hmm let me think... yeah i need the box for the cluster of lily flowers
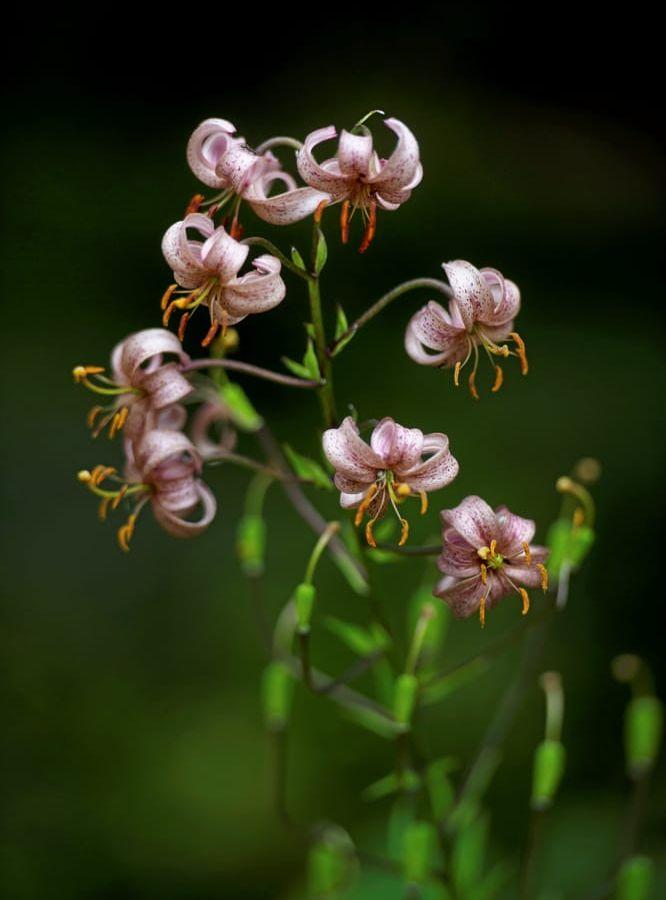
[74,111,545,625]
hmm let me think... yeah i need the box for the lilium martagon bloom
[186,117,329,230]
[323,417,459,546]
[434,495,549,627]
[405,260,528,397]
[78,429,217,551]
[161,215,286,346]
[73,328,192,440]
[296,115,422,252]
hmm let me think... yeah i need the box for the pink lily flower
[434,495,549,626]
[296,117,422,251]
[405,260,528,397]
[73,328,192,440]
[78,429,216,550]
[161,214,286,345]
[186,118,329,228]
[323,416,458,546]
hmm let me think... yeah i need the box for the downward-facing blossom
[297,117,422,251]
[78,429,216,550]
[405,261,528,397]
[323,417,458,546]
[187,118,328,227]
[435,495,549,626]
[73,329,192,440]
[161,214,286,345]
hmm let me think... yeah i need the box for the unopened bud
[616,855,654,900]
[262,662,293,732]
[531,739,566,810]
[393,674,419,728]
[625,695,663,779]
[295,582,317,634]
[402,820,436,884]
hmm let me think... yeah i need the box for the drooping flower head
[78,429,216,550]
[405,261,528,397]
[73,329,192,440]
[297,115,422,252]
[435,495,549,627]
[323,417,458,546]
[161,215,286,346]
[186,118,329,230]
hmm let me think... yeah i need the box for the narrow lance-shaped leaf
[283,444,333,490]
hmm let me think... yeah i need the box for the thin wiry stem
[241,236,312,281]
[182,358,322,389]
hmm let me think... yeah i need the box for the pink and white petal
[374,192,404,212]
[409,302,465,351]
[156,474,200,512]
[405,324,458,367]
[438,529,479,577]
[200,227,249,282]
[322,417,382,480]
[333,472,371,494]
[340,490,366,510]
[443,260,494,328]
[153,481,217,538]
[190,402,236,459]
[222,255,286,317]
[296,126,354,197]
[400,433,458,492]
[441,495,497,548]
[337,129,373,176]
[502,563,545,590]
[371,418,424,469]
[161,222,202,281]
[370,118,421,193]
[138,363,193,410]
[187,118,237,188]
[119,328,189,381]
[495,505,536,556]
[247,181,330,225]
[136,429,201,479]
[156,404,188,432]
[434,574,486,618]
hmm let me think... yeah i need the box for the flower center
[354,470,428,548]
[477,539,504,570]
[161,277,223,347]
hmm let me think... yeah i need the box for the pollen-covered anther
[340,200,351,244]
[398,518,410,546]
[111,484,129,510]
[77,469,92,483]
[86,406,104,429]
[419,491,428,515]
[510,332,528,375]
[98,497,111,521]
[477,545,490,561]
[314,199,328,224]
[160,283,178,311]
[522,541,532,565]
[468,370,479,400]
[537,563,548,592]
[117,513,138,553]
[492,365,504,393]
[519,587,530,616]
[73,365,105,383]
[358,201,377,254]
[184,193,205,216]
[201,320,220,348]
[354,483,379,527]
[479,592,487,628]
[489,539,498,556]
[108,407,129,439]
[394,482,412,499]
[480,563,488,585]
[176,312,189,342]
[453,361,462,387]
[364,517,378,548]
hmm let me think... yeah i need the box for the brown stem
[182,357,322,389]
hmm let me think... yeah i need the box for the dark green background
[2,7,664,897]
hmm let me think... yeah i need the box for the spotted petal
[441,495,497,549]
[370,418,424,469]
[153,482,217,538]
[323,416,382,481]
[370,118,421,194]
[222,255,286,320]
[187,118,237,188]
[245,171,330,225]
[434,574,486,618]
[297,126,355,198]
[443,260,495,329]
[399,433,459,492]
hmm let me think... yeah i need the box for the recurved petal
[200,226,249,282]
[481,269,521,324]
[190,402,236,459]
[405,322,458,367]
[187,118,237,188]
[337,129,373,176]
[223,254,286,318]
[443,260,495,329]
[322,416,382,480]
[153,481,217,538]
[441,495,497,549]
[333,472,372,494]
[409,302,464,351]
[434,574,486,618]
[246,172,330,225]
[138,362,193,410]
[297,126,354,197]
[437,529,479,577]
[118,328,189,381]
[370,418,424,469]
[495,505,536,555]
[340,490,367,510]
[370,118,421,193]
[162,214,214,281]
[399,433,459,492]
[136,429,201,479]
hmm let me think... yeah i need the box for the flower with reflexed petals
[186,118,329,229]
[161,215,286,346]
[78,430,216,550]
[297,116,422,252]
[405,260,528,397]
[434,495,549,627]
[323,417,458,546]
[73,329,192,440]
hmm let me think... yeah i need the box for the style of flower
[73,329,192,440]
[296,117,422,252]
[434,495,549,626]
[323,417,458,546]
[405,260,528,397]
[186,118,329,229]
[78,429,216,550]
[161,215,286,345]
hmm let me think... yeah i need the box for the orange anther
[184,193,205,216]
[491,364,504,393]
[510,332,529,375]
[453,361,462,387]
[160,283,178,311]
[519,588,530,616]
[340,200,351,244]
[468,370,479,400]
[178,312,190,343]
[358,201,377,254]
[201,320,220,348]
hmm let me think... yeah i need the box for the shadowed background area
[1,5,664,898]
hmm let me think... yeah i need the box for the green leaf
[421,657,490,706]
[295,582,317,634]
[403,820,437,885]
[281,355,312,379]
[426,758,457,821]
[315,228,328,273]
[451,814,489,896]
[546,518,595,577]
[235,514,266,577]
[409,586,450,668]
[219,382,262,432]
[531,739,566,810]
[290,245,306,270]
[325,616,384,656]
[308,825,357,896]
[302,338,321,380]
[342,704,401,739]
[393,674,419,728]
[616,856,654,900]
[334,304,349,339]
[283,444,333,490]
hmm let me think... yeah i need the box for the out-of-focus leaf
[283,444,333,490]
[362,769,420,803]
[235,513,266,577]
[325,616,388,656]
[393,673,419,728]
[426,758,457,821]
[546,518,595,577]
[308,824,357,897]
[616,855,654,900]
[282,355,312,379]
[262,662,294,732]
[625,695,663,778]
[403,820,437,884]
[295,582,317,633]
[219,382,263,431]
[302,338,321,380]
[342,704,401,740]
[451,813,489,896]
[409,586,449,669]
[422,657,490,705]
[531,739,566,810]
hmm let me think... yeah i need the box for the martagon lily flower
[186,117,329,229]
[73,328,192,439]
[161,214,286,345]
[297,116,422,252]
[405,260,528,397]
[435,495,549,627]
[78,429,216,550]
[323,417,458,546]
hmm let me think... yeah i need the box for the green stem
[241,236,312,282]
[327,277,452,356]
[304,521,341,584]
[307,274,337,426]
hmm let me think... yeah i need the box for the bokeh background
[2,6,664,898]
